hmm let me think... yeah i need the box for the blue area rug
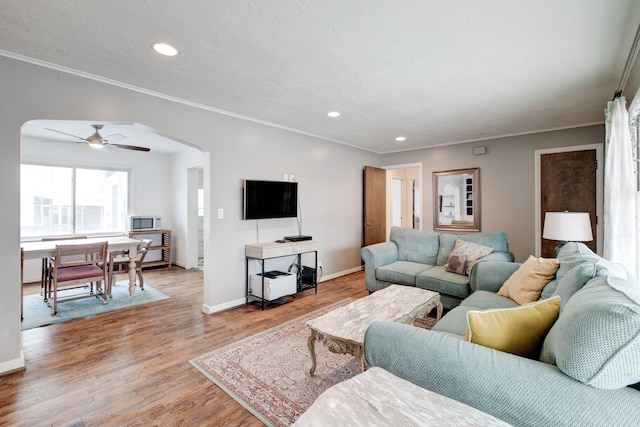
[21,281,170,330]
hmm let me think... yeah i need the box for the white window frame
[20,162,130,239]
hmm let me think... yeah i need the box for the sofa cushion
[436,233,459,266]
[555,242,602,279]
[432,292,518,337]
[497,256,559,304]
[540,275,640,389]
[459,232,509,253]
[389,227,440,265]
[556,242,629,281]
[539,279,559,300]
[464,296,561,359]
[416,266,470,298]
[444,239,493,275]
[376,261,430,286]
[460,290,520,310]
[431,305,475,336]
[552,262,597,310]
[594,258,629,280]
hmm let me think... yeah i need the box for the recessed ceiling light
[152,42,179,56]
[395,136,406,142]
[327,111,341,118]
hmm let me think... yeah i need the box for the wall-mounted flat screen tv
[243,180,298,220]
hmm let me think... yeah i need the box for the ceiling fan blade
[103,133,127,143]
[112,144,151,152]
[41,140,84,143]
[43,127,86,141]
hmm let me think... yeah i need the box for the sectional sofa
[361,226,514,308]
[362,242,640,425]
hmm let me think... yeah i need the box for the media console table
[245,240,319,310]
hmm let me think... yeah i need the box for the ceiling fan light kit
[43,124,150,152]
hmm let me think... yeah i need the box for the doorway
[363,163,422,246]
[386,164,422,237]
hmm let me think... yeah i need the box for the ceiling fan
[43,124,151,152]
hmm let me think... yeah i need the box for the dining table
[21,235,143,297]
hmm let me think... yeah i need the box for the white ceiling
[3,1,640,154]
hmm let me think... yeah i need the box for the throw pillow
[497,255,560,304]
[464,296,561,359]
[540,275,640,389]
[443,239,493,275]
[445,253,467,275]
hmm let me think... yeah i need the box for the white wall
[0,55,379,374]
[382,125,605,262]
[171,148,205,269]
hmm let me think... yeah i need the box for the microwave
[128,215,162,231]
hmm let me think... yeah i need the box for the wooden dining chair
[107,239,152,296]
[41,236,87,301]
[50,241,108,315]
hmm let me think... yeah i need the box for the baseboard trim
[201,266,363,315]
[201,297,246,315]
[0,352,26,376]
[319,265,363,282]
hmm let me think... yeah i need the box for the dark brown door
[540,150,597,257]
[363,166,387,246]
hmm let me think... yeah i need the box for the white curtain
[604,96,638,279]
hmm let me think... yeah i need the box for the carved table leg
[358,346,367,372]
[435,300,443,321]
[128,257,137,296]
[308,329,318,376]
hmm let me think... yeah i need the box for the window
[21,164,128,238]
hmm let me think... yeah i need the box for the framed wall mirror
[433,168,480,232]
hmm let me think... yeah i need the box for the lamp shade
[542,212,593,242]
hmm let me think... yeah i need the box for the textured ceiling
[2,0,640,154]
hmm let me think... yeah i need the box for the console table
[245,240,318,310]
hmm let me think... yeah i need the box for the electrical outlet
[318,261,322,268]
[289,174,295,182]
[283,173,289,181]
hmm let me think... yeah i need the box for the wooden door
[540,150,597,257]
[363,166,387,246]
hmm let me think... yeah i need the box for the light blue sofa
[361,226,514,309]
[363,243,640,426]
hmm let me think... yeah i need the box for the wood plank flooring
[1,267,368,427]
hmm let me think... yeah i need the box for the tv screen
[244,180,298,220]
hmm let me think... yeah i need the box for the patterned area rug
[21,281,170,330]
[190,299,437,427]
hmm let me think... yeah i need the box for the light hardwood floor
[1,267,368,427]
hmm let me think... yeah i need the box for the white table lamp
[543,212,593,255]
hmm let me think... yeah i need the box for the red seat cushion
[56,265,104,282]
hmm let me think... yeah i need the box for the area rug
[190,300,438,427]
[21,281,170,330]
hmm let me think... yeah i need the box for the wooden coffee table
[306,285,442,375]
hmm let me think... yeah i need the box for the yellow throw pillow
[464,296,561,359]
[497,255,560,304]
